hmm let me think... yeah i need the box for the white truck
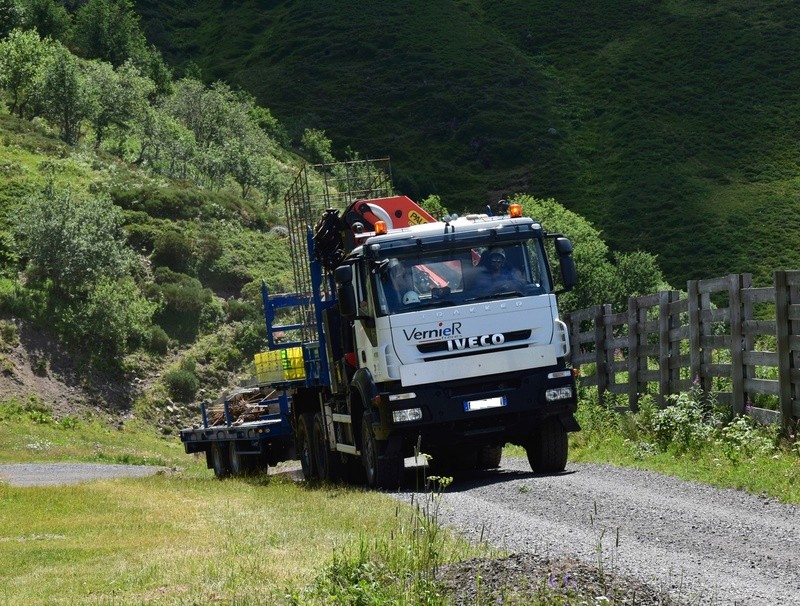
[260,158,579,488]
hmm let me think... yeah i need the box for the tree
[301,128,335,164]
[0,27,48,117]
[513,194,669,312]
[165,79,279,194]
[21,0,70,40]
[613,250,669,302]
[70,0,147,67]
[15,183,136,296]
[419,194,449,221]
[0,0,24,39]
[85,59,153,148]
[36,41,90,143]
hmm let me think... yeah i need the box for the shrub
[148,325,170,355]
[147,267,213,342]
[233,321,265,359]
[717,415,776,462]
[152,229,194,274]
[225,298,258,323]
[58,276,157,364]
[163,367,198,402]
[652,391,715,454]
[0,318,18,350]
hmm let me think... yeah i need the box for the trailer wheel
[361,411,404,489]
[526,418,568,473]
[296,412,316,481]
[210,442,231,479]
[228,441,249,476]
[476,445,503,470]
[312,412,342,482]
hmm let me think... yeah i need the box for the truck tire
[476,445,503,470]
[210,442,231,479]
[296,412,316,481]
[526,418,568,473]
[312,412,342,482]
[361,411,404,490]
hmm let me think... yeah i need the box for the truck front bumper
[375,364,578,445]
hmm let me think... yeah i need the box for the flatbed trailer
[179,387,295,477]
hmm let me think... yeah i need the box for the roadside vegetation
[565,383,800,504]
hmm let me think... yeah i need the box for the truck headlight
[545,386,573,402]
[392,408,423,423]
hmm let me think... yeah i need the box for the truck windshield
[375,241,552,315]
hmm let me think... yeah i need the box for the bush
[225,298,258,323]
[58,276,157,365]
[233,320,265,359]
[0,318,18,350]
[148,325,170,355]
[147,267,214,342]
[652,386,723,454]
[152,229,194,274]
[163,367,198,402]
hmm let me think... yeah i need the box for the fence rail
[564,271,800,432]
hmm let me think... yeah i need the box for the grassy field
[0,398,486,605]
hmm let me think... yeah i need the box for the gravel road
[0,462,165,486]
[397,457,800,605]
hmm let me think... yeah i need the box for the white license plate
[464,396,507,411]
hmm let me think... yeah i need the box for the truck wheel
[361,411,404,490]
[296,412,316,481]
[312,412,342,482]
[476,445,503,470]
[210,442,231,479]
[526,418,568,473]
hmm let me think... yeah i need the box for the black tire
[361,411,404,490]
[526,418,568,473]
[476,445,503,470]
[312,412,342,482]
[210,442,230,479]
[296,412,316,480]
[228,441,253,476]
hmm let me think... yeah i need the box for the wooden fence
[564,271,800,433]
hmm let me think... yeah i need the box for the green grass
[134,0,800,289]
[0,401,486,605]
[0,474,467,605]
[0,397,187,467]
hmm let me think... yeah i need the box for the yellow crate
[254,348,305,383]
[284,347,306,380]
[254,350,285,384]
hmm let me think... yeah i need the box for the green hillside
[135,0,800,287]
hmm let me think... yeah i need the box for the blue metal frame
[259,228,337,388]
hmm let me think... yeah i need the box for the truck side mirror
[334,265,357,319]
[555,237,577,291]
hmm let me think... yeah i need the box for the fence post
[688,280,701,386]
[627,296,640,411]
[594,304,608,401]
[729,274,747,415]
[775,270,794,435]
[658,291,676,406]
